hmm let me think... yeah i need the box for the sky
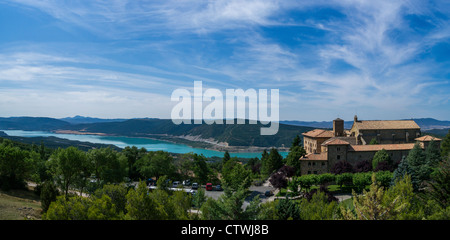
[0,0,449,121]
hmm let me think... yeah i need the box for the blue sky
[0,0,449,121]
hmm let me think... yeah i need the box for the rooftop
[352,120,420,130]
[322,137,357,146]
[302,129,334,138]
[415,135,442,141]
[300,152,327,161]
[348,143,418,152]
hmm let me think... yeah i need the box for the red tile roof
[300,152,327,161]
[352,120,420,130]
[415,135,442,141]
[302,129,334,138]
[349,143,417,152]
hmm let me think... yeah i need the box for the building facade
[299,116,441,175]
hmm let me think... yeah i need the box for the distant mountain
[0,117,70,131]
[281,118,450,131]
[60,115,128,124]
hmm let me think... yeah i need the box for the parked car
[206,183,213,191]
[183,180,191,186]
[191,182,199,190]
[265,190,273,197]
[172,181,180,188]
[215,185,222,191]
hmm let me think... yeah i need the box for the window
[337,147,340,151]
[337,155,340,160]
[322,162,325,166]
[308,171,311,174]
[313,171,318,174]
[313,162,316,166]
[308,162,311,166]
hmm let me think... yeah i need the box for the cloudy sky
[1,0,449,121]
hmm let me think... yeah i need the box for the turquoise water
[1,130,288,159]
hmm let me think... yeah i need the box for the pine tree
[285,136,306,176]
[406,143,431,191]
[441,129,450,158]
[425,140,442,168]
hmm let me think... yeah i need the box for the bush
[40,181,59,213]
[298,174,319,191]
[336,173,353,187]
[317,173,335,185]
[353,172,371,192]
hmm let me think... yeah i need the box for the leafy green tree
[425,140,442,168]
[285,146,306,176]
[335,172,353,188]
[405,143,431,191]
[261,148,283,176]
[0,143,31,190]
[424,157,450,209]
[257,201,279,220]
[441,129,450,158]
[43,195,90,220]
[87,194,121,220]
[88,148,128,186]
[341,174,413,220]
[200,186,260,220]
[369,138,378,145]
[47,147,87,198]
[93,183,128,215]
[192,188,207,209]
[135,151,176,182]
[191,154,210,184]
[40,180,59,213]
[222,162,252,191]
[299,191,338,220]
[372,149,392,170]
[122,146,146,180]
[352,172,371,192]
[297,174,318,192]
[125,181,168,220]
[276,197,301,220]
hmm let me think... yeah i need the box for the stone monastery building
[299,115,441,175]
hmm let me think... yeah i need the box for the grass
[0,187,42,220]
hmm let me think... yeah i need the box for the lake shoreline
[53,130,290,153]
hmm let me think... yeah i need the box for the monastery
[299,115,441,175]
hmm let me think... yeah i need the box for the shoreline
[53,130,290,153]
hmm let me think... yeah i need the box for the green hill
[60,118,315,148]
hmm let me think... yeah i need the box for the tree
[441,129,450,158]
[405,143,431,191]
[261,148,283,176]
[355,160,372,173]
[40,180,59,213]
[47,147,87,198]
[123,146,146,180]
[191,154,210,184]
[424,157,450,209]
[341,174,413,220]
[0,142,31,190]
[276,197,301,220]
[93,183,128,215]
[192,188,207,209]
[369,138,378,145]
[331,161,354,174]
[299,191,338,220]
[135,151,176,182]
[200,186,260,220]
[285,146,306,176]
[222,162,252,191]
[372,149,392,170]
[269,172,287,191]
[425,140,442,168]
[125,181,168,220]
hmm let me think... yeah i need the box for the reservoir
[1,130,289,159]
